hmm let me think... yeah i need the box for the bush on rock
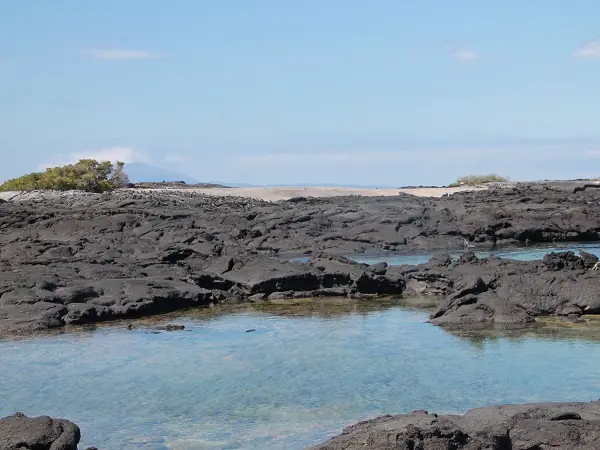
[449,173,508,187]
[0,160,130,193]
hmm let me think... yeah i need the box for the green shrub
[454,174,508,186]
[0,160,130,193]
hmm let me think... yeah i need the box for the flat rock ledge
[308,400,600,450]
[0,412,80,450]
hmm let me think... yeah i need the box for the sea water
[1,301,600,449]
[352,242,600,265]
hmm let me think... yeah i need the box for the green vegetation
[0,160,130,193]
[450,174,508,187]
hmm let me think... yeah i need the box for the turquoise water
[2,303,600,449]
[352,242,600,265]
[287,243,600,265]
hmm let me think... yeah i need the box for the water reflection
[447,315,600,348]
[1,302,599,450]
[196,296,439,319]
[0,297,439,343]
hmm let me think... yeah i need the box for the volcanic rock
[427,251,600,326]
[2,184,600,333]
[308,400,600,450]
[0,412,80,450]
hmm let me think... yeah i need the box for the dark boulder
[368,262,388,275]
[427,253,453,267]
[458,251,478,264]
[580,249,599,268]
[355,271,405,295]
[0,412,80,450]
[543,251,585,271]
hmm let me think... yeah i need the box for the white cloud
[39,147,148,171]
[573,40,600,60]
[452,50,479,62]
[87,49,161,60]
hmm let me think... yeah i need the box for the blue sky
[2,0,600,185]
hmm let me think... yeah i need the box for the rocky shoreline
[3,182,600,448]
[2,182,600,334]
[4,400,600,449]
[309,400,600,449]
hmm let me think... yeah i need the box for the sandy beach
[0,185,488,202]
[134,185,489,201]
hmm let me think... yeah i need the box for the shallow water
[2,301,600,449]
[287,242,600,265]
[352,242,600,265]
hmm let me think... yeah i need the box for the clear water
[352,242,600,265]
[2,302,600,449]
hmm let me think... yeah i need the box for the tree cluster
[0,160,130,193]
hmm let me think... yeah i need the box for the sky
[2,0,600,186]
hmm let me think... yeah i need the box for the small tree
[0,160,130,193]
[452,174,508,186]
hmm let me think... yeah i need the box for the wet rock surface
[0,412,80,450]
[2,183,600,333]
[308,400,600,450]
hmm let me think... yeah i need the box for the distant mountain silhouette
[123,163,199,184]
[121,164,418,188]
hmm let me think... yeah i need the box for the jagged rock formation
[422,250,600,327]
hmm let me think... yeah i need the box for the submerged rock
[308,400,600,450]
[159,323,185,331]
[0,412,80,450]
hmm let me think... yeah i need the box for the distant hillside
[123,163,199,184]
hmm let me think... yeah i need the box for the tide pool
[1,302,599,449]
